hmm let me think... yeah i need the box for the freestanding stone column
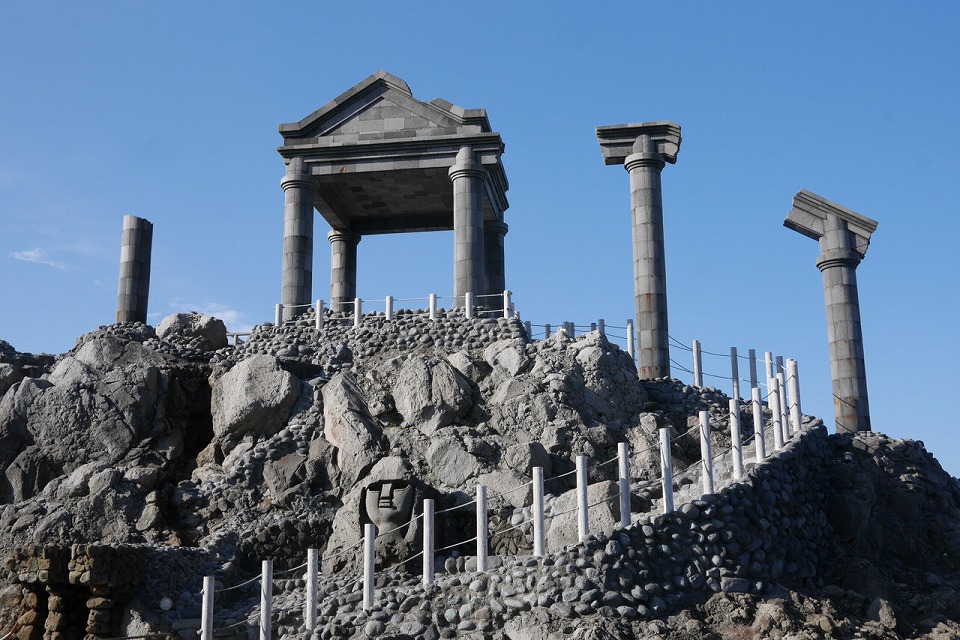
[483,220,508,310]
[784,190,878,433]
[281,157,319,322]
[449,146,486,307]
[597,122,681,379]
[328,229,361,313]
[116,215,153,323]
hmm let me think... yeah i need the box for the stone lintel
[597,121,681,165]
[784,190,878,258]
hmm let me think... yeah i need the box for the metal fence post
[363,524,376,610]
[260,560,272,640]
[692,340,703,387]
[305,549,318,631]
[429,293,437,321]
[787,358,803,433]
[423,499,434,587]
[699,411,714,494]
[659,427,674,513]
[618,442,631,528]
[576,455,589,542]
[730,346,740,402]
[752,387,766,462]
[315,300,325,330]
[353,298,362,327]
[275,304,283,327]
[533,467,545,556]
[729,399,743,481]
[200,576,214,640]
[476,484,488,572]
[385,295,394,321]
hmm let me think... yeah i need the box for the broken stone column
[784,189,878,433]
[449,146,486,307]
[116,215,153,324]
[328,229,361,313]
[281,157,319,322]
[597,122,682,379]
[483,221,508,310]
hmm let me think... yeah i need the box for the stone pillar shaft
[328,230,360,313]
[817,216,870,432]
[483,221,508,310]
[116,215,153,324]
[625,136,670,379]
[281,159,318,322]
[450,147,486,307]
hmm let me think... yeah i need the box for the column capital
[449,146,487,181]
[328,228,361,246]
[816,247,861,272]
[483,220,509,236]
[784,190,878,258]
[281,157,318,191]
[597,121,681,166]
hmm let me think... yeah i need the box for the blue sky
[1,3,958,475]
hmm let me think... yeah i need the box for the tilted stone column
[784,190,878,433]
[281,157,319,322]
[116,215,153,324]
[328,229,361,313]
[483,221,508,310]
[597,122,681,379]
[449,146,486,307]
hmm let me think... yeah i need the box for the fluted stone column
[785,190,878,433]
[483,221,508,310]
[597,122,681,379]
[449,146,486,307]
[328,229,361,312]
[116,215,153,324]
[281,158,319,322]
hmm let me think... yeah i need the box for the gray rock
[321,372,386,487]
[392,355,472,435]
[211,354,300,449]
[157,312,228,352]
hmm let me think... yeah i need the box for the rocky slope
[0,311,958,639]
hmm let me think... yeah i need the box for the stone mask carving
[363,480,415,538]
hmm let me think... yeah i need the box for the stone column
[328,229,360,313]
[784,190,878,433]
[597,122,681,379]
[483,221,508,310]
[280,157,319,322]
[449,146,486,307]
[116,215,153,324]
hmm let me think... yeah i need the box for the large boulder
[157,312,228,352]
[211,355,300,450]
[545,480,621,552]
[392,355,472,435]
[322,372,387,487]
[426,433,484,489]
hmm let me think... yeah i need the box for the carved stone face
[363,480,415,535]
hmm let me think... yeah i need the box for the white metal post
[659,427,674,513]
[200,576,214,640]
[769,377,784,451]
[626,320,635,360]
[617,442,631,528]
[692,340,703,387]
[776,355,785,375]
[752,387,766,462]
[590,322,597,332]
[598,319,605,336]
[260,560,272,640]
[429,293,437,320]
[748,348,758,390]
[315,300,325,330]
[730,347,740,402]
[699,411,714,494]
[423,499,434,587]
[503,290,511,319]
[729,399,743,481]
[476,484,488,572]
[353,298,362,327]
[363,523,376,610]
[787,359,803,433]
[532,467,545,556]
[305,549,318,631]
[385,295,394,321]
[275,304,283,327]
[464,292,473,319]
[524,320,532,337]
[777,370,789,440]
[764,352,774,386]
[544,323,551,339]
[576,455,589,542]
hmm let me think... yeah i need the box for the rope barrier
[273,561,308,577]
[322,538,365,562]
[596,454,620,469]
[489,517,535,540]
[435,536,478,554]
[215,573,261,593]
[543,467,577,483]
[489,480,534,501]
[377,512,424,538]
[435,499,478,515]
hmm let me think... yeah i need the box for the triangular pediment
[279,70,490,144]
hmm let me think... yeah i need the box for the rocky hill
[1,311,959,640]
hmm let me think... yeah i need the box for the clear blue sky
[2,3,958,475]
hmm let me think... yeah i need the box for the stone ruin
[6,545,145,640]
